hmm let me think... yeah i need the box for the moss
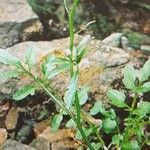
[124,31,143,49]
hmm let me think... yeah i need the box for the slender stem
[131,93,138,110]
[75,92,94,150]
[20,65,75,120]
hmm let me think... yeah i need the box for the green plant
[0,0,150,150]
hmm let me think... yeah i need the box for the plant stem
[131,93,138,110]
[75,92,94,150]
[20,65,75,120]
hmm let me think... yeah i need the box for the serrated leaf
[13,85,36,101]
[123,64,137,90]
[90,101,106,115]
[0,70,21,79]
[102,118,117,134]
[137,82,150,93]
[78,86,90,105]
[25,46,36,68]
[0,49,21,66]
[107,89,128,108]
[66,119,76,128]
[75,127,92,140]
[51,113,63,132]
[139,58,150,82]
[133,101,150,118]
[64,72,78,109]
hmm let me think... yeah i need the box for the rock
[121,36,134,51]
[0,128,7,145]
[5,107,19,130]
[140,45,150,54]
[123,21,139,31]
[16,125,34,144]
[51,139,80,150]
[0,35,130,103]
[0,0,43,48]
[37,127,74,143]
[1,139,36,150]
[102,33,123,47]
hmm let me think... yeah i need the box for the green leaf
[139,58,150,82]
[111,134,123,146]
[51,113,63,132]
[102,118,117,134]
[0,70,21,79]
[87,142,101,150]
[76,35,91,54]
[0,49,21,66]
[75,127,92,140]
[66,119,76,128]
[107,89,128,108]
[123,64,137,90]
[78,86,90,105]
[133,101,150,118]
[90,101,106,115]
[137,82,150,93]
[121,140,140,150]
[25,47,36,68]
[13,85,36,101]
[64,72,78,109]
[47,63,71,79]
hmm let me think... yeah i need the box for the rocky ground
[0,0,149,150]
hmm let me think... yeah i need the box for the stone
[0,139,36,150]
[0,0,43,48]
[37,127,74,143]
[102,33,123,47]
[0,128,7,145]
[0,35,130,103]
[121,36,134,51]
[5,107,19,130]
[140,45,150,54]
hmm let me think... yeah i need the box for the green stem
[20,65,75,120]
[75,92,94,150]
[131,93,138,110]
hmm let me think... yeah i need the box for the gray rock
[140,45,150,54]
[1,139,36,150]
[0,0,43,48]
[121,36,134,51]
[102,33,123,47]
[0,35,130,103]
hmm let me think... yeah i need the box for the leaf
[111,134,123,146]
[51,113,63,132]
[25,46,36,68]
[0,70,21,79]
[76,35,91,54]
[66,119,76,128]
[64,72,78,109]
[133,101,150,118]
[121,140,140,150]
[139,58,150,82]
[122,64,137,90]
[75,127,92,140]
[90,101,106,115]
[47,63,71,79]
[76,35,91,63]
[137,82,150,93]
[13,85,36,101]
[107,89,128,108]
[87,142,101,150]
[102,118,117,134]
[78,86,90,105]
[0,49,21,66]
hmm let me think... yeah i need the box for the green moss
[124,31,142,49]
